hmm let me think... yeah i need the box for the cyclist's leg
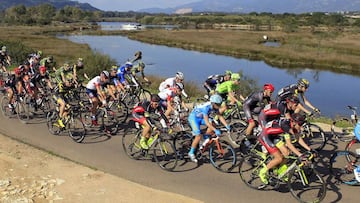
[188,114,201,163]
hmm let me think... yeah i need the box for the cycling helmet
[231,73,241,81]
[125,62,133,67]
[134,51,142,58]
[14,67,21,75]
[175,72,184,80]
[225,70,232,76]
[291,113,306,125]
[1,46,6,52]
[39,66,46,73]
[286,95,300,104]
[101,70,110,78]
[111,65,118,72]
[23,60,30,66]
[37,50,42,57]
[175,83,184,90]
[298,78,309,88]
[77,58,84,67]
[263,83,275,92]
[210,94,223,105]
[47,56,53,62]
[150,94,161,102]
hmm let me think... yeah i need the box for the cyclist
[159,72,188,98]
[131,51,142,63]
[52,85,71,128]
[4,67,23,112]
[187,94,231,163]
[215,73,246,114]
[258,113,314,185]
[55,62,76,89]
[243,83,274,138]
[276,95,300,119]
[158,82,188,118]
[29,66,54,108]
[40,56,56,72]
[277,78,320,115]
[72,58,88,81]
[203,70,232,96]
[132,94,169,149]
[116,62,135,89]
[85,71,110,125]
[131,61,149,83]
[0,46,11,73]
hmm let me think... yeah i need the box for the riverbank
[90,29,360,75]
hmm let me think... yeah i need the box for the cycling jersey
[258,118,291,154]
[159,77,188,98]
[276,100,294,117]
[116,65,130,84]
[204,74,226,92]
[277,84,303,102]
[132,100,167,125]
[243,91,271,121]
[216,80,240,99]
[188,101,219,135]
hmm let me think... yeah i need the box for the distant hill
[140,0,360,14]
[0,0,100,11]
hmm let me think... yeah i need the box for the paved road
[0,112,358,203]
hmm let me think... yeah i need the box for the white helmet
[176,72,184,80]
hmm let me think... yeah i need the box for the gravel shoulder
[0,134,202,203]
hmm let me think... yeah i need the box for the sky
[76,0,200,11]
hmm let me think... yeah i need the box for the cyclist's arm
[300,93,317,112]
[283,133,302,157]
[297,135,312,151]
[203,114,216,132]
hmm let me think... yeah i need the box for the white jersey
[159,77,188,98]
[86,76,101,90]
[158,88,175,101]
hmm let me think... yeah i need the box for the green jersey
[216,81,239,94]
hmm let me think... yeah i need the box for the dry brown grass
[126,29,360,73]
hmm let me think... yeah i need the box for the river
[62,34,360,118]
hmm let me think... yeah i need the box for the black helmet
[150,94,160,102]
[23,60,30,66]
[286,96,300,104]
[291,113,306,125]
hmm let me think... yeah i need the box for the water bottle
[354,166,360,183]
[261,145,268,155]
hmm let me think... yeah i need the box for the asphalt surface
[0,111,359,203]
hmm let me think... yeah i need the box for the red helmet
[39,66,46,73]
[263,83,274,92]
[14,67,21,75]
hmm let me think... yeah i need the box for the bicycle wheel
[288,166,327,203]
[138,89,151,101]
[16,97,32,124]
[209,139,237,172]
[330,150,360,186]
[228,120,247,147]
[173,131,193,161]
[46,111,62,135]
[345,139,360,162]
[110,100,129,123]
[153,139,178,171]
[101,109,119,135]
[331,117,356,142]
[122,128,144,160]
[1,96,13,118]
[238,154,267,190]
[302,123,326,151]
[67,115,86,143]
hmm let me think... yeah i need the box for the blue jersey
[116,65,129,83]
[191,101,218,120]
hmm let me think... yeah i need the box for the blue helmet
[210,94,222,105]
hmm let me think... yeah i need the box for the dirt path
[0,134,202,203]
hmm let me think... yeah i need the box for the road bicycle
[173,127,237,173]
[122,123,178,172]
[46,104,86,143]
[239,141,326,203]
[330,150,360,186]
[81,100,120,135]
[331,105,358,142]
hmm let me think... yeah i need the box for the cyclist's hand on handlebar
[225,124,231,132]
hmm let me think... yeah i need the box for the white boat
[121,23,142,30]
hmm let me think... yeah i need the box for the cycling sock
[189,147,196,154]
